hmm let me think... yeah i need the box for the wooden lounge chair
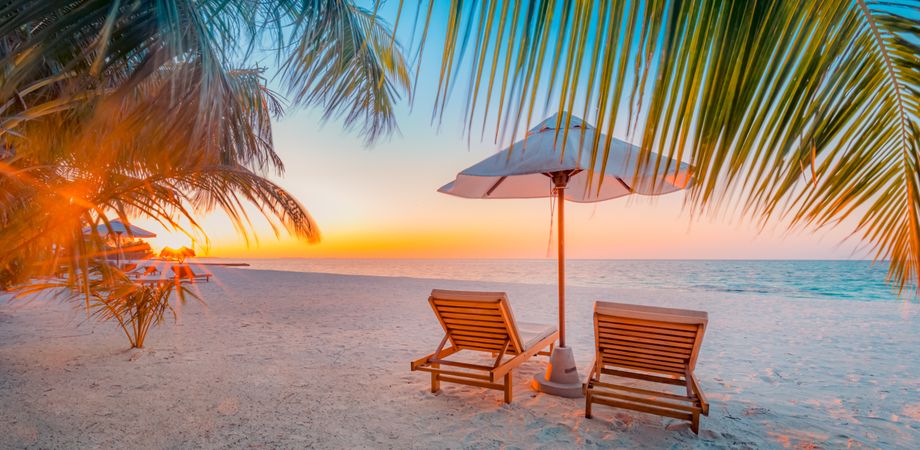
[584,301,709,434]
[170,264,211,283]
[126,264,158,279]
[410,289,558,403]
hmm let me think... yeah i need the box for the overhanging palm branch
[0,1,409,142]
[416,0,920,293]
[0,66,318,286]
[279,0,412,142]
[0,0,408,286]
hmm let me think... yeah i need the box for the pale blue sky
[145,2,872,260]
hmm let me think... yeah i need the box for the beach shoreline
[2,267,918,449]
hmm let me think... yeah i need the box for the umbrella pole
[556,182,566,348]
[531,171,582,398]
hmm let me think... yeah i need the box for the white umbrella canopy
[439,113,692,201]
[83,220,157,238]
[438,112,692,397]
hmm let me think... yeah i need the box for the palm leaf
[421,0,920,294]
[278,0,411,142]
[0,1,410,287]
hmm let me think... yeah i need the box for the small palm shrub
[90,281,195,349]
[12,262,197,349]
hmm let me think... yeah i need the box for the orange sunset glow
[141,108,862,261]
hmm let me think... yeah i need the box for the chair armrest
[583,357,599,394]
[410,346,459,370]
[688,372,709,416]
[491,330,558,381]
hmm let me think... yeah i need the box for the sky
[142,3,870,260]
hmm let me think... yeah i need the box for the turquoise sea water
[206,258,908,302]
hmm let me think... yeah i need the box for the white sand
[1,267,918,449]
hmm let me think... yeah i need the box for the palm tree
[411,0,919,292]
[0,1,410,287]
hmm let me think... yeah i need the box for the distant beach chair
[170,264,211,283]
[411,289,558,403]
[125,264,158,279]
[584,301,709,434]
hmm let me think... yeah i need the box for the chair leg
[691,412,700,434]
[585,391,593,419]
[503,372,512,404]
[430,362,440,393]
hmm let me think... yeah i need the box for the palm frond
[422,0,920,293]
[0,0,411,287]
[279,0,411,142]
[0,1,353,286]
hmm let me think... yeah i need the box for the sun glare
[147,232,197,255]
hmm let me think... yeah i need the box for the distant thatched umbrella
[160,246,195,262]
[83,219,157,263]
[83,220,157,238]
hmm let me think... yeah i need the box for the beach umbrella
[83,219,157,238]
[160,246,195,262]
[438,112,692,397]
[83,219,157,264]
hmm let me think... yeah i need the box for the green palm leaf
[422,0,920,293]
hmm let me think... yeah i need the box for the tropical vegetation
[0,1,409,291]
[14,262,196,348]
[0,0,412,346]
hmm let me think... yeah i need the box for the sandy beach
[1,266,918,449]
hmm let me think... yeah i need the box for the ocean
[206,258,908,302]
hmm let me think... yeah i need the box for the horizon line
[193,256,887,262]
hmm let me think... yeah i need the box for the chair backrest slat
[429,290,523,353]
[594,301,707,377]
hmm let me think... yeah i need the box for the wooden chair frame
[170,264,211,283]
[584,301,709,434]
[410,290,557,403]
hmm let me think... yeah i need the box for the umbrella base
[531,345,584,398]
